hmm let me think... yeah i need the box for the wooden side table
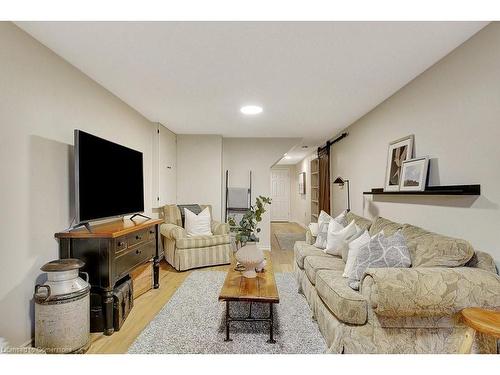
[459,307,500,353]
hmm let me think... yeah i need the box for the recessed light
[240,105,263,115]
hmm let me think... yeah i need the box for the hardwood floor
[87,222,305,354]
[270,221,306,273]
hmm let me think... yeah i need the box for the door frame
[270,167,291,222]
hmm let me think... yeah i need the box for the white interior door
[158,124,177,206]
[271,169,290,221]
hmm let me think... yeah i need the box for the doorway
[270,168,290,221]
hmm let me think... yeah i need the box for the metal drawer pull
[118,241,126,247]
[136,235,142,240]
[149,230,154,234]
[136,249,142,255]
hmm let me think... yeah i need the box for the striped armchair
[159,204,232,271]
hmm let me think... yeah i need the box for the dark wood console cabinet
[55,218,164,335]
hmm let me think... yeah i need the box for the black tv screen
[75,130,144,224]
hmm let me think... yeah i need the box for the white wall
[290,153,316,227]
[0,23,159,345]
[330,22,500,269]
[223,138,299,250]
[176,134,223,220]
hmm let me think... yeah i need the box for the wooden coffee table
[219,254,280,343]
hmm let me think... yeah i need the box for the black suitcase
[113,276,134,331]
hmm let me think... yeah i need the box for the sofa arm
[211,220,229,235]
[360,267,500,318]
[160,223,187,240]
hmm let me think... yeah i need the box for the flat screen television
[75,130,144,224]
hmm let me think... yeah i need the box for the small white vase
[235,244,264,278]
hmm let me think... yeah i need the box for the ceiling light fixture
[240,105,263,115]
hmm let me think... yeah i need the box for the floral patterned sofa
[294,211,500,353]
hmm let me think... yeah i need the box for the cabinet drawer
[127,229,148,247]
[115,236,128,253]
[115,241,155,280]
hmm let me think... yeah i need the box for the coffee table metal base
[224,300,276,343]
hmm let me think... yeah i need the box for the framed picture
[298,172,306,194]
[384,135,414,191]
[399,157,429,191]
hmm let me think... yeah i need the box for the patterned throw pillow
[348,230,411,290]
[314,210,348,250]
[313,211,333,249]
[334,210,349,227]
[313,211,348,249]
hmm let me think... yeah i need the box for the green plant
[228,196,272,247]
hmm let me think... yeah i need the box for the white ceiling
[17,21,487,163]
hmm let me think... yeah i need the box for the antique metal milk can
[34,259,90,353]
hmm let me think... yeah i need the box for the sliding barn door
[318,145,330,214]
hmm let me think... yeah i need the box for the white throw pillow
[308,222,319,236]
[343,230,371,278]
[325,220,357,256]
[340,223,363,261]
[184,207,212,236]
[347,223,364,242]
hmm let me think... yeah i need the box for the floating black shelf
[363,184,480,196]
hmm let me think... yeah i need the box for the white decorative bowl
[235,244,264,278]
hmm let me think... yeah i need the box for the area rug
[275,232,306,251]
[128,271,326,354]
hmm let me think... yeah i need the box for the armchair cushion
[361,267,500,318]
[176,234,230,249]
